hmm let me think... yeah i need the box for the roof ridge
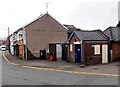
[19,13,68,31]
[22,13,45,28]
[103,26,116,32]
[76,29,100,32]
[97,30,109,39]
[47,14,68,30]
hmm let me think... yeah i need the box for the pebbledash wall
[24,13,67,59]
[9,13,68,60]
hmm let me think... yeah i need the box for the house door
[75,44,81,63]
[15,45,19,56]
[102,45,108,63]
[49,44,62,61]
[56,44,62,59]
[19,45,23,59]
[40,50,46,60]
[62,44,67,60]
[49,44,56,61]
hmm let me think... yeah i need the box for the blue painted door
[75,44,81,63]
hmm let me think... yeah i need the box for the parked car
[1,46,6,51]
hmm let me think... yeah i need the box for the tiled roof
[104,27,120,41]
[67,30,108,43]
[64,24,77,33]
[64,25,76,29]
[75,30,108,41]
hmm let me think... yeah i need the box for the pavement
[2,50,119,85]
[4,51,120,75]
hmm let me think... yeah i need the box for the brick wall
[68,33,109,65]
[83,42,105,65]
[112,42,120,61]
[69,34,80,63]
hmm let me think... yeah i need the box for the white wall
[9,35,14,55]
[9,28,26,55]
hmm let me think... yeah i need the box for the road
[1,51,119,86]
[0,51,2,86]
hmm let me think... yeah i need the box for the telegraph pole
[8,27,10,37]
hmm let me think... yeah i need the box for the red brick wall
[68,33,108,65]
[112,43,120,61]
[69,34,80,63]
[83,42,108,65]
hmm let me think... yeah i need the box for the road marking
[2,52,120,77]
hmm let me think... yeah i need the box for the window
[19,34,23,40]
[56,44,62,59]
[70,44,72,51]
[94,45,100,55]
[74,39,77,42]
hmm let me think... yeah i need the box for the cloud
[0,0,119,38]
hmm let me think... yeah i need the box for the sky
[0,0,119,39]
[118,1,120,21]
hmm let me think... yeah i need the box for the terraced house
[9,28,26,59]
[9,13,68,60]
[104,26,120,61]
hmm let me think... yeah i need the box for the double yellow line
[2,52,120,77]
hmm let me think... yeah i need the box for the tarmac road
[0,51,2,86]
[1,51,119,86]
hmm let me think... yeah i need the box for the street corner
[2,51,120,77]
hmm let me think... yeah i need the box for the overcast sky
[0,0,119,39]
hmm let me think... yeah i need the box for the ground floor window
[94,45,100,55]
[70,44,72,51]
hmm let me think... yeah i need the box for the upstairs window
[19,34,23,40]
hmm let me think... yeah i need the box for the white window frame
[70,44,73,51]
[94,45,100,55]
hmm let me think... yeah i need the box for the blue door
[75,44,81,63]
